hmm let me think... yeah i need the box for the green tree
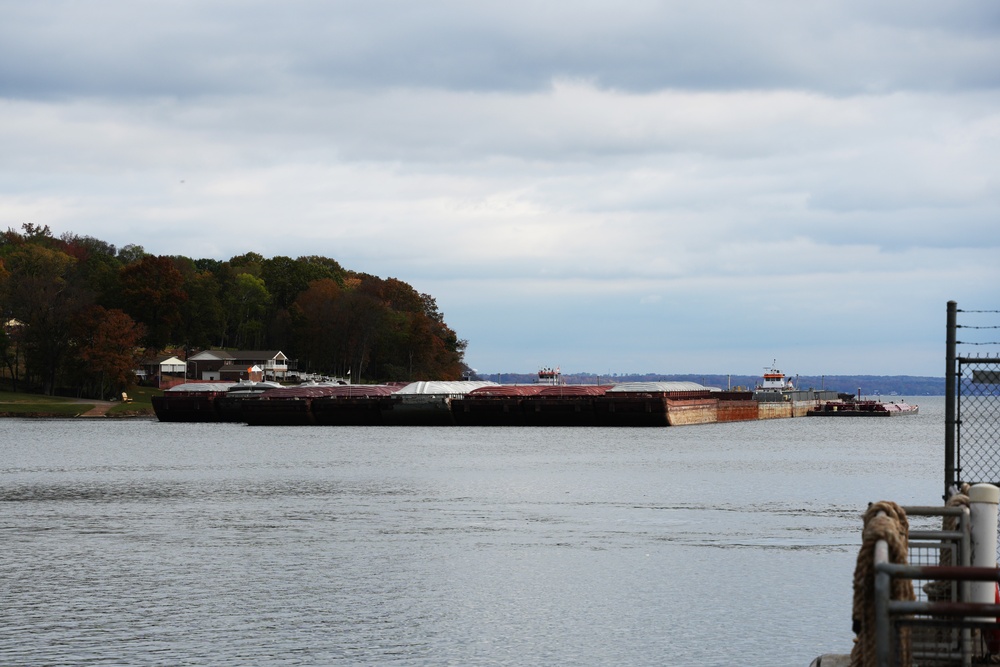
[194,257,224,273]
[119,255,187,350]
[2,244,91,393]
[229,252,264,277]
[0,323,20,391]
[178,271,225,353]
[0,257,20,390]
[260,256,303,311]
[117,244,146,264]
[297,255,346,285]
[228,273,270,349]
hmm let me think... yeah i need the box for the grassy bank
[0,391,95,417]
[0,387,159,418]
[108,386,158,417]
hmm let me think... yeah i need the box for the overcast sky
[3,1,998,376]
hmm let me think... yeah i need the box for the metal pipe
[877,562,1000,581]
[902,505,967,517]
[889,600,1000,615]
[874,539,891,667]
[970,484,1000,624]
[907,530,966,541]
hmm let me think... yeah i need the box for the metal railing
[872,505,1000,667]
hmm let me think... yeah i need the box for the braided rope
[920,490,972,607]
[851,501,915,667]
[943,489,971,567]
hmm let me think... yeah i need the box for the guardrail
[871,505,1000,667]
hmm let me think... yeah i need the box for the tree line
[0,224,468,397]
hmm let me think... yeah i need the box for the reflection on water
[0,398,944,666]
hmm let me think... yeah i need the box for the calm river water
[1,397,945,666]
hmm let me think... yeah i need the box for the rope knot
[850,501,914,667]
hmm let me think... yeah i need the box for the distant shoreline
[476,373,946,396]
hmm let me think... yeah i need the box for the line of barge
[153,366,848,427]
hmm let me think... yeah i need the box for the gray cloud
[3,1,1000,99]
[2,1,999,374]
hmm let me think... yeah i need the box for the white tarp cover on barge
[165,382,237,393]
[394,381,497,396]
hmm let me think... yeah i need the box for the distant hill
[477,372,945,396]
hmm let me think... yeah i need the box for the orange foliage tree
[71,306,147,399]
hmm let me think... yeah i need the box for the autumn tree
[256,255,347,352]
[290,278,343,374]
[2,227,469,391]
[70,306,146,399]
[361,276,466,380]
[59,233,122,304]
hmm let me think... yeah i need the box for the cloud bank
[2,1,998,375]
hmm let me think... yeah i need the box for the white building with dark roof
[186,349,290,381]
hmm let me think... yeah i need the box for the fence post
[945,300,958,499]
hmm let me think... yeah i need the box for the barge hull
[311,397,384,425]
[150,396,221,422]
[242,399,315,426]
[665,398,718,426]
[594,396,670,427]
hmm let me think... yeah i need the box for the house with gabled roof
[186,349,291,381]
[137,354,187,388]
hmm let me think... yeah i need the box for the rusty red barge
[154,365,845,427]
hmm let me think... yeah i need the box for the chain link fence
[955,358,1000,486]
[947,302,1000,492]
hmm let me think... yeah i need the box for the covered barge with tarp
[520,385,610,426]
[153,365,843,427]
[451,380,773,427]
[242,380,498,426]
[381,381,498,426]
[452,385,547,426]
[597,382,720,427]
[241,384,347,426]
[152,380,283,422]
[311,385,398,425]
[151,382,235,422]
